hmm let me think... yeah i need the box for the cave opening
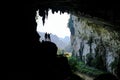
[35,8,120,80]
[36,9,70,39]
[36,9,72,54]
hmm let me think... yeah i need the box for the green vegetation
[110,57,119,72]
[86,53,93,66]
[86,53,106,71]
[68,56,106,77]
[68,56,79,71]
[57,49,65,55]
[91,55,105,70]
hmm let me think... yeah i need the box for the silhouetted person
[93,73,119,80]
[45,32,47,41]
[47,33,51,41]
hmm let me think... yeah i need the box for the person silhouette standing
[45,32,47,41]
[47,33,51,41]
[44,32,51,41]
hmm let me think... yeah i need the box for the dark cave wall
[6,3,42,72]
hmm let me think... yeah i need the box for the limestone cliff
[68,15,120,76]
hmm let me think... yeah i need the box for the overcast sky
[36,9,70,38]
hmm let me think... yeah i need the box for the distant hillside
[38,32,70,50]
[59,36,70,46]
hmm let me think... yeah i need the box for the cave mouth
[36,9,70,38]
[38,9,119,78]
[36,9,71,51]
[35,7,120,80]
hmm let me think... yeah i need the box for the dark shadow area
[8,72,32,80]
[93,73,119,80]
[39,41,83,80]
[8,41,83,80]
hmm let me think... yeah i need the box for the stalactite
[42,14,45,25]
[55,9,59,13]
[62,10,64,14]
[45,9,48,19]
[52,9,55,14]
[60,11,62,15]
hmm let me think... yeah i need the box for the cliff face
[68,15,120,75]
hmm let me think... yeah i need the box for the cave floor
[74,72,94,80]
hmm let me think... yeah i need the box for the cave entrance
[35,8,120,80]
[36,9,72,55]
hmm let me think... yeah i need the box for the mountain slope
[38,32,70,50]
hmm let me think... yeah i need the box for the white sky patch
[36,10,70,38]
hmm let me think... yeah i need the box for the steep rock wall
[68,15,120,75]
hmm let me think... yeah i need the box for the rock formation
[68,14,120,78]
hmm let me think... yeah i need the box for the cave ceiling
[31,0,120,32]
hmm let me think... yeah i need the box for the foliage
[68,56,79,71]
[110,57,119,71]
[86,53,106,70]
[57,49,64,55]
[57,49,72,57]
[68,56,106,77]
[86,53,93,66]
[91,55,105,70]
[64,53,72,58]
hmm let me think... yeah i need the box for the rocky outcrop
[68,15,120,76]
